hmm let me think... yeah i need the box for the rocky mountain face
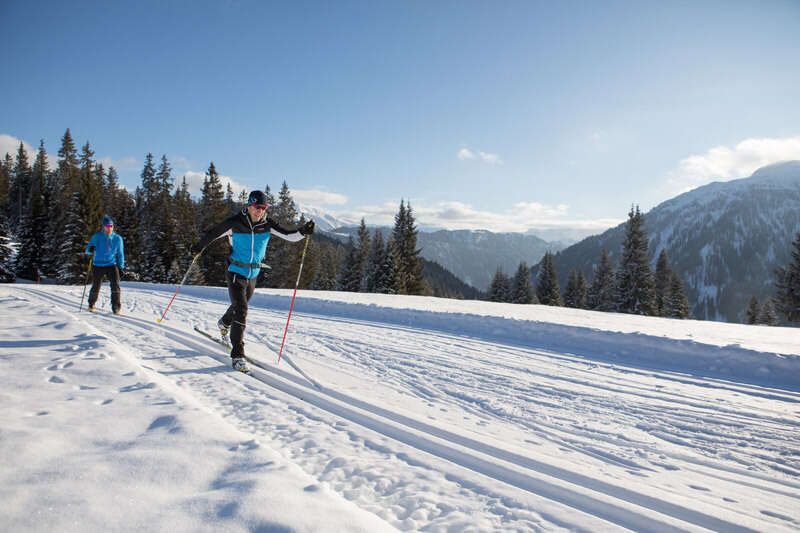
[543,161,800,323]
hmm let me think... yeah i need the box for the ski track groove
[24,287,800,532]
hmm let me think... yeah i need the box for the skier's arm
[85,233,97,255]
[117,237,125,269]
[268,219,314,243]
[193,217,236,252]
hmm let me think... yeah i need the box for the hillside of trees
[0,129,478,300]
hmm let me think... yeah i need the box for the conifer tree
[0,153,10,216]
[654,249,673,317]
[143,154,175,282]
[14,141,49,281]
[488,267,510,302]
[170,176,202,283]
[311,247,339,290]
[774,232,800,323]
[510,262,534,304]
[198,162,230,286]
[665,272,690,319]
[0,212,15,282]
[615,205,655,315]
[45,129,80,277]
[338,236,360,291]
[757,298,778,326]
[746,296,760,325]
[364,229,384,293]
[10,142,31,228]
[58,143,102,283]
[263,181,301,288]
[536,252,562,306]
[563,269,588,308]
[588,249,616,311]
[390,200,427,295]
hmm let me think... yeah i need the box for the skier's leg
[110,267,121,313]
[87,266,104,309]
[227,272,250,358]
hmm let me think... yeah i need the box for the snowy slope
[1,284,799,532]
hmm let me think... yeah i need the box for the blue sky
[2,0,799,234]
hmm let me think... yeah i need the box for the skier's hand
[86,245,95,255]
[300,220,315,236]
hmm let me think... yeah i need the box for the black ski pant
[221,271,257,358]
[88,265,121,312]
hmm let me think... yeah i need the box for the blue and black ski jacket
[197,209,305,279]
[85,231,125,269]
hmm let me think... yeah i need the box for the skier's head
[246,190,269,222]
[102,214,114,234]
[247,190,268,208]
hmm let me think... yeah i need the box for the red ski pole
[278,235,310,363]
[157,253,200,323]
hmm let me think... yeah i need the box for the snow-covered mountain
[545,161,800,323]
[298,205,355,233]
[326,226,565,290]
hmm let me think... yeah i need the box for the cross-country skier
[85,214,125,314]
[191,190,314,372]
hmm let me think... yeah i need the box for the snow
[2,283,799,532]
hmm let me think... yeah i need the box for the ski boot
[218,318,231,345]
[232,357,250,374]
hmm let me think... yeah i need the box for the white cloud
[293,188,348,206]
[667,136,800,193]
[0,134,36,162]
[180,170,249,198]
[319,198,618,234]
[98,156,138,171]
[457,148,475,160]
[458,146,503,165]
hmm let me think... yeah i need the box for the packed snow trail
[5,284,800,532]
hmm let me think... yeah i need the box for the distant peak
[750,160,800,180]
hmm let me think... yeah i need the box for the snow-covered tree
[774,232,800,323]
[0,212,15,282]
[665,272,690,319]
[536,252,562,306]
[588,249,615,311]
[14,141,49,281]
[615,205,655,315]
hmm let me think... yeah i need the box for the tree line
[489,206,800,325]
[0,129,430,296]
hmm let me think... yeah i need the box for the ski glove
[299,220,315,236]
[87,245,96,255]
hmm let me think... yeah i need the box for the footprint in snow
[48,375,65,384]
[689,485,711,492]
[761,510,794,522]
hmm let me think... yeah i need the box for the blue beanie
[102,214,114,226]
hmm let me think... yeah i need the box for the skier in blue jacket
[191,190,314,372]
[85,214,125,314]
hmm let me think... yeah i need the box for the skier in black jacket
[192,190,314,372]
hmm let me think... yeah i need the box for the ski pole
[78,256,94,312]
[157,253,201,323]
[278,235,311,364]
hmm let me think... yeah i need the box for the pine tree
[45,129,80,278]
[588,249,615,311]
[563,269,588,308]
[364,229,384,293]
[488,267,510,302]
[0,212,15,282]
[774,232,800,323]
[390,200,427,295]
[169,176,202,284]
[654,249,672,317]
[199,162,230,286]
[665,272,690,319]
[263,181,301,288]
[615,205,655,315]
[10,142,32,228]
[0,153,11,217]
[746,296,760,325]
[510,262,534,304]
[536,252,562,306]
[757,298,779,326]
[14,141,49,281]
[311,247,339,290]
[338,236,360,291]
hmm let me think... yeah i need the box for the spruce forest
[0,129,798,325]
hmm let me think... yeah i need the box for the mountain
[540,161,800,323]
[299,205,355,233]
[327,226,565,291]
[416,230,564,290]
